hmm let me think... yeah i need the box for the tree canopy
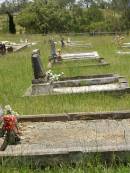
[0,0,130,33]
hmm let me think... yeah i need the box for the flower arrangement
[3,105,19,116]
[46,70,64,82]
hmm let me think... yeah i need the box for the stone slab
[53,76,119,88]
[53,83,125,94]
[18,110,130,123]
[1,119,130,158]
[62,51,99,60]
[117,51,130,55]
[25,73,130,96]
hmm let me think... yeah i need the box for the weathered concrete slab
[66,43,92,48]
[18,110,130,122]
[117,51,130,55]
[1,119,130,162]
[25,73,129,96]
[53,83,124,94]
[1,40,37,54]
[53,58,109,68]
[53,75,120,88]
[122,43,130,48]
[62,51,99,60]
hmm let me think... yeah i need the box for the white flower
[46,70,64,82]
[4,105,12,112]
[4,105,19,115]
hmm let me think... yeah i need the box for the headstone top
[32,49,40,55]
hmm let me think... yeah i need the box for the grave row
[25,48,130,96]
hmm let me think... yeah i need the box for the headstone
[31,49,46,83]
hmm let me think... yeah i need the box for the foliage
[0,0,29,14]
[1,0,130,33]
[17,2,105,33]
[84,6,104,25]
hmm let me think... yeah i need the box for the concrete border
[18,110,130,122]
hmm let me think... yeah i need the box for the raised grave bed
[117,51,130,55]
[60,51,109,66]
[25,73,130,96]
[1,111,130,165]
[62,51,100,60]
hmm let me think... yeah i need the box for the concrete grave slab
[1,116,130,165]
[117,51,130,55]
[6,43,28,52]
[62,51,99,60]
[122,43,130,48]
[60,51,109,66]
[54,51,109,67]
[0,40,37,53]
[66,42,92,48]
[25,74,130,96]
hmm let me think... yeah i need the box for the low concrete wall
[18,110,130,122]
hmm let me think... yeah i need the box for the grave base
[24,74,130,96]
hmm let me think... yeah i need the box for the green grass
[0,157,130,173]
[0,165,130,173]
[0,34,130,114]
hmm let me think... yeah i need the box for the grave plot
[58,51,109,67]
[1,112,130,165]
[25,50,129,96]
[53,58,108,69]
[0,41,37,54]
[59,38,92,48]
[62,51,99,60]
[26,73,129,96]
[66,42,92,48]
[122,43,130,48]
[5,43,28,52]
[117,51,130,55]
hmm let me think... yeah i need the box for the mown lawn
[0,34,130,115]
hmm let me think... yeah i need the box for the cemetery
[1,0,130,172]
[1,33,130,172]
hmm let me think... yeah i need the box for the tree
[0,0,29,14]
[7,12,16,34]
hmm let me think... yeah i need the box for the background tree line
[0,0,130,33]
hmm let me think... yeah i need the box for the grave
[1,111,130,165]
[66,42,92,48]
[62,51,99,60]
[117,51,130,55]
[0,40,37,54]
[60,51,109,66]
[25,50,130,96]
[122,43,130,48]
